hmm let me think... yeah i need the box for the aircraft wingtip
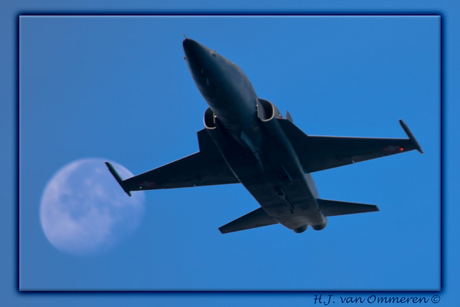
[105,161,132,197]
[398,119,423,154]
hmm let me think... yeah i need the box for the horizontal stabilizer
[317,199,379,217]
[219,207,278,234]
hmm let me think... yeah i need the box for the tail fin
[317,199,379,217]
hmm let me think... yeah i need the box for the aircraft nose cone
[182,38,211,64]
[182,38,198,52]
[182,38,220,89]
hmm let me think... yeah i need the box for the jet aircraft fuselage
[183,38,325,232]
[106,38,422,234]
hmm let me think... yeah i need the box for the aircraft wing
[278,119,423,174]
[106,129,239,196]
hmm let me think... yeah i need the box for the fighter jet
[106,38,423,234]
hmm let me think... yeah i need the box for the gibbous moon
[40,158,145,256]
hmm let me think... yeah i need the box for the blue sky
[19,15,439,291]
[2,1,459,306]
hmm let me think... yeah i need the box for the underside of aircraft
[106,38,423,234]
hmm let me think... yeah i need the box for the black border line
[16,13,444,294]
